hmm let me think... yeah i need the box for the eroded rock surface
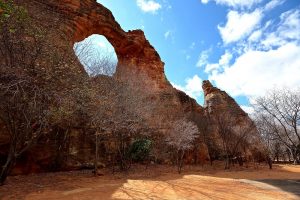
[202,80,247,118]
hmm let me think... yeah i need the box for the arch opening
[73,34,118,77]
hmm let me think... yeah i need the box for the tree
[74,36,117,76]
[0,0,93,182]
[89,71,156,171]
[215,113,256,169]
[253,117,274,169]
[0,75,50,184]
[0,0,50,185]
[196,115,221,166]
[166,118,198,173]
[254,89,300,164]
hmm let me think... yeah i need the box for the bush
[129,139,152,162]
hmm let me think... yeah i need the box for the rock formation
[0,0,257,174]
[202,80,247,118]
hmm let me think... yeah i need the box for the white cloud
[241,105,254,114]
[264,0,285,11]
[278,9,300,41]
[204,51,232,73]
[201,0,263,9]
[205,7,300,101]
[164,31,171,39]
[136,0,162,13]
[209,42,300,97]
[218,9,263,44]
[260,9,300,49]
[196,48,212,67]
[219,51,233,66]
[171,75,203,100]
[205,64,220,73]
[248,30,262,42]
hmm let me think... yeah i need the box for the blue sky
[83,0,300,113]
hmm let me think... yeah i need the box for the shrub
[129,139,152,162]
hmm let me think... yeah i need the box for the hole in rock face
[73,34,118,77]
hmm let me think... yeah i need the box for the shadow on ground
[255,179,300,197]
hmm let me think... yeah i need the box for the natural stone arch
[63,0,166,85]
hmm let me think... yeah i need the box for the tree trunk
[0,154,15,185]
[268,158,272,169]
[208,151,213,166]
[287,150,291,162]
[292,153,299,165]
[290,148,299,165]
[94,132,98,176]
[177,150,185,174]
[237,156,243,166]
[224,154,230,170]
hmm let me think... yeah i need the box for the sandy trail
[0,164,299,200]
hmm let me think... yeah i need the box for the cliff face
[202,80,257,154]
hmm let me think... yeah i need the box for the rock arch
[62,0,167,87]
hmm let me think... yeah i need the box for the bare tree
[0,1,50,184]
[196,115,221,166]
[0,1,94,182]
[166,118,198,173]
[253,117,274,169]
[215,113,256,169]
[0,75,50,184]
[74,36,117,77]
[89,71,156,172]
[254,89,300,164]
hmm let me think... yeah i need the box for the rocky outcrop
[202,80,247,119]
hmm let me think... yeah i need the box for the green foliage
[0,0,28,25]
[129,139,152,162]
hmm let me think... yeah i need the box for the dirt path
[1,164,299,200]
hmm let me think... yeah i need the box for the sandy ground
[0,163,299,200]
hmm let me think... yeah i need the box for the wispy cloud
[218,9,263,44]
[164,30,171,39]
[136,0,162,13]
[204,51,232,73]
[196,48,212,67]
[264,0,286,11]
[189,42,196,49]
[200,0,263,9]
